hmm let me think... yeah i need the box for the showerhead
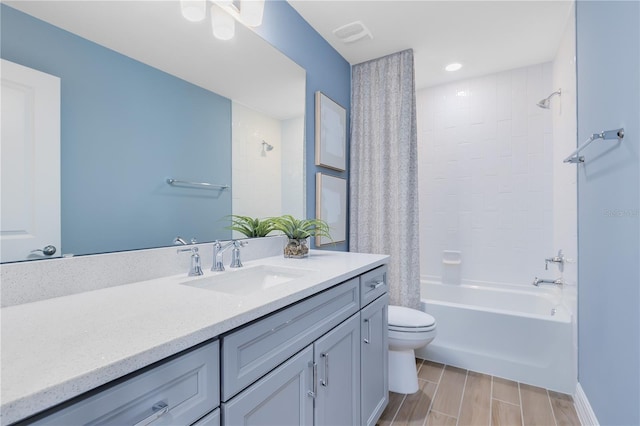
[536,89,562,109]
[261,140,274,152]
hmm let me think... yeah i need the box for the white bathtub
[415,280,576,394]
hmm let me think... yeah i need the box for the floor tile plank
[458,371,492,426]
[377,391,406,426]
[431,366,467,417]
[426,411,457,426]
[417,360,445,383]
[549,391,581,426]
[520,384,556,426]
[394,381,438,426]
[492,399,523,426]
[492,377,521,405]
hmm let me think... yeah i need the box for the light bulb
[445,63,463,72]
[180,0,206,22]
[240,0,265,27]
[211,5,235,40]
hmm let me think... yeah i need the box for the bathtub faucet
[544,249,565,271]
[532,277,564,287]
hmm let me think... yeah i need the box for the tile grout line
[545,389,559,426]
[454,368,469,426]
[422,363,447,426]
[518,382,525,426]
[489,375,494,426]
[389,393,408,426]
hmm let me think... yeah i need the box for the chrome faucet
[213,240,248,271]
[532,277,564,287]
[544,249,565,272]
[176,247,203,277]
[229,240,248,268]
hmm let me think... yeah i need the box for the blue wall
[255,0,351,251]
[576,1,640,424]
[1,5,233,255]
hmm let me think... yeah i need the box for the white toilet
[388,305,437,394]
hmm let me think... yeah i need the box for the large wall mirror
[1,1,306,262]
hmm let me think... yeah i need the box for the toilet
[388,305,437,394]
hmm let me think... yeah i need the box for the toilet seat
[388,305,436,330]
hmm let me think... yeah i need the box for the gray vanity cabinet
[222,314,361,426]
[360,292,389,426]
[314,313,361,426]
[222,346,315,425]
[29,340,220,426]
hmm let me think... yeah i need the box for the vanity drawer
[221,278,359,401]
[31,340,219,426]
[360,265,388,307]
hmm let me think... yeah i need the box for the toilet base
[388,348,419,394]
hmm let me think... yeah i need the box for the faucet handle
[233,240,248,247]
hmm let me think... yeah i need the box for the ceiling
[288,0,575,90]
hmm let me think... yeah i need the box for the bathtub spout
[532,277,564,287]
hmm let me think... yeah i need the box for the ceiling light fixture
[181,0,265,41]
[445,62,463,72]
[180,0,207,22]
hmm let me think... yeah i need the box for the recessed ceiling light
[445,63,462,72]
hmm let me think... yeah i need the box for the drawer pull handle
[368,281,384,289]
[364,318,371,344]
[321,352,329,387]
[308,361,317,398]
[133,401,169,426]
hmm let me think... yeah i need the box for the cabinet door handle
[307,361,317,398]
[368,280,384,289]
[364,318,371,344]
[321,352,329,387]
[133,401,169,426]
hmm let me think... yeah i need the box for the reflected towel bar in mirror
[166,178,230,190]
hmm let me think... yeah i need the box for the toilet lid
[388,305,436,328]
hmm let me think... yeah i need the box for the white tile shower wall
[232,102,282,230]
[281,116,305,219]
[418,63,557,287]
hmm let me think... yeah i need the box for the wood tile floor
[377,359,581,426]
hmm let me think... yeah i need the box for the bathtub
[415,280,576,394]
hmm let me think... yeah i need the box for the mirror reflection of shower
[537,88,562,109]
[261,140,274,156]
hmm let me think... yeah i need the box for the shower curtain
[349,49,421,309]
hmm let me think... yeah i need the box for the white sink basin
[180,265,315,295]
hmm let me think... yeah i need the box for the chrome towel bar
[166,178,230,190]
[563,128,624,164]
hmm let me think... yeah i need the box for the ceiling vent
[332,21,373,44]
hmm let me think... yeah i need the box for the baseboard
[574,383,599,426]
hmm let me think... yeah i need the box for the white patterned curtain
[349,49,420,309]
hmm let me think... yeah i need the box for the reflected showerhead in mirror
[537,89,562,109]
[261,140,274,156]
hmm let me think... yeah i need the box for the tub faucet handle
[544,249,565,271]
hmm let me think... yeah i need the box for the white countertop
[0,251,388,425]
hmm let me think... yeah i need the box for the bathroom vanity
[0,250,389,426]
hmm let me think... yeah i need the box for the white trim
[574,383,599,426]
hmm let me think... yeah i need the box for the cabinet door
[222,346,314,426]
[314,314,361,426]
[361,294,389,426]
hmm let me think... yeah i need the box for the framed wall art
[315,91,346,171]
[316,172,347,246]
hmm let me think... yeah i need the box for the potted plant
[226,215,275,238]
[271,215,332,258]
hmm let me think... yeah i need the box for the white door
[1,59,61,263]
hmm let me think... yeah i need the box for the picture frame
[315,91,347,171]
[316,172,347,246]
